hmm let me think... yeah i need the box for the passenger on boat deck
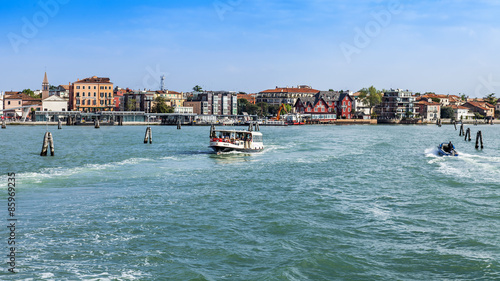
[446,141,453,152]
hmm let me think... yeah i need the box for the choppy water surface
[0,124,499,280]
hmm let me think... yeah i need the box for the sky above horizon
[2,0,500,97]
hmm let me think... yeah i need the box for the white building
[451,105,474,120]
[0,91,4,115]
[351,92,371,116]
[174,106,194,114]
[42,95,68,112]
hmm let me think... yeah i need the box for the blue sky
[1,0,500,97]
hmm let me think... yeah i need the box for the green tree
[460,94,467,101]
[256,102,269,117]
[193,85,203,92]
[484,93,497,105]
[358,86,382,115]
[127,98,137,111]
[441,106,454,119]
[22,89,40,98]
[237,98,250,115]
[431,97,441,103]
[152,97,170,113]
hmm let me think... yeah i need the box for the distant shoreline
[3,120,498,126]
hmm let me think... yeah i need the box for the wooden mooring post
[177,119,181,130]
[144,127,152,144]
[58,119,62,129]
[464,128,471,141]
[94,119,100,129]
[475,131,484,149]
[40,132,55,156]
[459,124,464,136]
[1,119,6,129]
[453,120,457,130]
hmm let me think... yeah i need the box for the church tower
[42,72,49,99]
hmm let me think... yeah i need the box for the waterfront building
[189,91,238,115]
[351,92,372,118]
[3,92,42,119]
[174,107,194,114]
[294,91,354,120]
[0,92,3,116]
[237,93,256,104]
[257,85,319,106]
[448,95,464,106]
[49,84,71,98]
[42,95,68,112]
[69,76,114,112]
[462,101,495,118]
[449,105,474,120]
[114,88,127,111]
[183,101,201,115]
[155,90,185,107]
[377,89,417,119]
[416,99,441,121]
[122,91,155,112]
[496,102,500,112]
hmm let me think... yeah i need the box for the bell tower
[42,72,49,99]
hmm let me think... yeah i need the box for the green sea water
[0,124,499,280]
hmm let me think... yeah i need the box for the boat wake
[426,148,500,184]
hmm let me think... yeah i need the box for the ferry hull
[209,142,263,153]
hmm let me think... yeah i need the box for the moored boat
[438,142,458,156]
[209,123,264,153]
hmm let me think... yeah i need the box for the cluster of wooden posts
[456,121,484,149]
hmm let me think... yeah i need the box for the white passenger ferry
[209,123,264,153]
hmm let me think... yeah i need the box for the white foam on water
[2,157,155,186]
[434,150,500,183]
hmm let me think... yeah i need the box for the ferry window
[253,135,263,142]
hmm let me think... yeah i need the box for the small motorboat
[438,142,458,156]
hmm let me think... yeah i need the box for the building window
[8,101,10,105]
[94,92,96,97]
[94,86,96,89]
[100,86,104,90]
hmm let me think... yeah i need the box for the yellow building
[154,90,185,107]
[70,76,114,112]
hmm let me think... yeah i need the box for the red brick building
[294,91,354,120]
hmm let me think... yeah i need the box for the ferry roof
[214,129,262,134]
